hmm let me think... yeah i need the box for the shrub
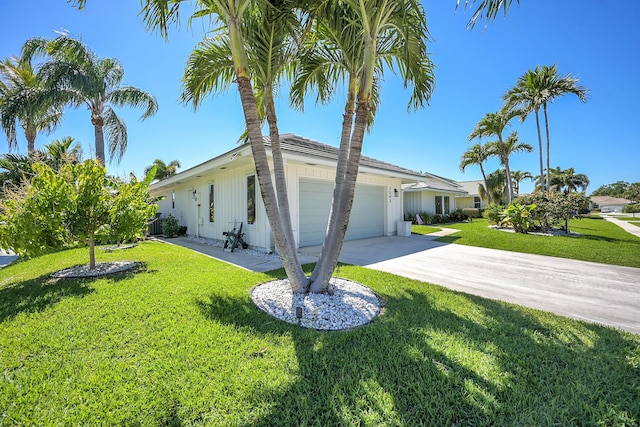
[462,208,482,219]
[500,203,536,233]
[448,209,469,222]
[514,192,590,233]
[484,204,505,225]
[623,203,640,214]
[162,214,181,237]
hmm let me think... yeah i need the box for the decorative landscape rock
[51,261,138,278]
[251,277,383,331]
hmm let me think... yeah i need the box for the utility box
[397,220,412,237]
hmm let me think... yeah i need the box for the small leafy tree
[513,191,589,233]
[484,204,505,225]
[623,203,640,216]
[0,159,157,268]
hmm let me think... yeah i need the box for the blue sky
[1,0,638,194]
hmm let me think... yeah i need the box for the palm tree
[22,33,158,165]
[125,0,515,294]
[291,0,435,292]
[504,65,588,194]
[144,159,181,181]
[549,166,589,194]
[459,142,494,204]
[487,131,532,197]
[39,136,83,171]
[0,54,64,154]
[479,169,507,206]
[511,170,533,195]
[469,107,520,204]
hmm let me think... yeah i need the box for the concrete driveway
[301,233,640,336]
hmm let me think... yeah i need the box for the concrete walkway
[601,213,640,238]
[164,224,640,335]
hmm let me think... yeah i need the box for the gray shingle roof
[266,134,425,178]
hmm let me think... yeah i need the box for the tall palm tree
[459,142,494,204]
[292,0,435,292]
[511,169,533,195]
[144,159,181,181]
[0,54,64,154]
[504,65,588,194]
[469,107,520,203]
[22,33,158,165]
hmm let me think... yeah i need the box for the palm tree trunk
[543,103,551,196]
[534,109,544,193]
[236,76,308,292]
[499,136,514,204]
[25,128,36,155]
[480,165,491,205]
[309,75,357,285]
[264,90,309,291]
[310,99,370,293]
[94,124,105,165]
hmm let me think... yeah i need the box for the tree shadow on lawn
[194,274,640,426]
[0,273,94,323]
[0,262,153,323]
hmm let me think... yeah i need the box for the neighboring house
[589,196,633,213]
[454,180,487,210]
[150,134,427,251]
[402,175,469,217]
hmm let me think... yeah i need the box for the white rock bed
[251,277,383,331]
[51,261,138,278]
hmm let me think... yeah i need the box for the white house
[402,175,470,217]
[149,134,428,251]
[454,180,487,210]
[589,196,633,213]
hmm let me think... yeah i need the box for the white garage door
[299,179,384,247]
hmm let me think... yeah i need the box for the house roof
[402,177,468,194]
[150,133,427,191]
[590,196,633,205]
[454,180,484,196]
[271,134,425,178]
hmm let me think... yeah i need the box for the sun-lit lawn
[410,224,440,235]
[1,241,639,425]
[428,217,640,268]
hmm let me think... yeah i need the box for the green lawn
[1,242,639,425]
[429,217,640,268]
[410,224,440,235]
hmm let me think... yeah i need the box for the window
[435,196,442,215]
[444,196,450,214]
[247,175,256,225]
[172,191,175,209]
[209,184,215,222]
[474,196,481,209]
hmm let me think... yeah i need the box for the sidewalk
[601,214,640,238]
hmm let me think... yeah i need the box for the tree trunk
[94,124,105,166]
[264,90,309,291]
[89,232,96,269]
[499,135,514,204]
[543,103,551,197]
[534,109,544,193]
[309,75,357,286]
[236,77,308,292]
[310,100,370,293]
[480,165,491,205]
[25,128,36,155]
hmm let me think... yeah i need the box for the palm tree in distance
[549,166,589,194]
[504,65,588,194]
[22,33,158,165]
[487,131,532,196]
[460,142,494,204]
[511,169,533,195]
[479,169,507,206]
[0,54,64,154]
[144,159,181,181]
[469,107,520,204]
